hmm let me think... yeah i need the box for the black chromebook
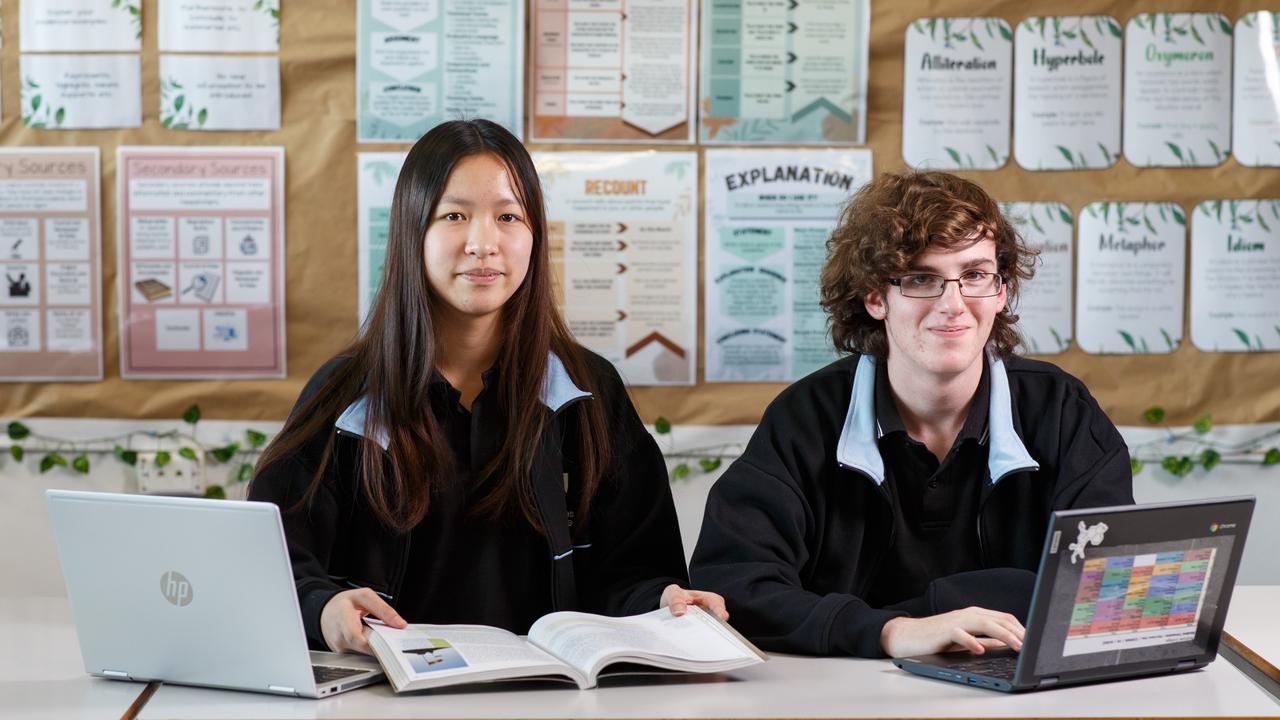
[893,496,1254,692]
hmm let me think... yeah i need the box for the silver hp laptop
[894,496,1254,692]
[47,489,383,698]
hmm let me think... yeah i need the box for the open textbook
[365,606,766,692]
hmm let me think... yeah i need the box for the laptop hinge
[1176,659,1198,670]
[267,685,297,695]
[102,670,131,680]
[1038,676,1059,687]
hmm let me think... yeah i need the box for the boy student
[690,171,1133,659]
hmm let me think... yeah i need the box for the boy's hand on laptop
[321,588,407,655]
[660,584,730,621]
[880,607,1025,658]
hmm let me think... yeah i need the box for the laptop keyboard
[313,664,367,684]
[944,655,1019,679]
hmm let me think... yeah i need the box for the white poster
[902,17,1012,170]
[1014,16,1122,170]
[1076,202,1185,355]
[704,149,872,382]
[699,0,869,144]
[19,54,142,129]
[0,148,103,381]
[158,0,280,52]
[158,55,281,131]
[357,0,525,142]
[20,0,141,51]
[356,152,407,322]
[1000,202,1073,355]
[1233,12,1280,167]
[536,152,698,386]
[1124,13,1233,167]
[530,0,696,143]
[1190,200,1280,352]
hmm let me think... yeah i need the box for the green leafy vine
[5,405,269,498]
[1130,407,1280,477]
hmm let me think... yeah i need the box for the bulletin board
[1,0,1278,427]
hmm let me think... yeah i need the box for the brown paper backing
[1,0,1278,427]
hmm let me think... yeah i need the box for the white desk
[1223,585,1280,694]
[0,597,148,719]
[137,652,1280,719]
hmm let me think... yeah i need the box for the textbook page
[366,623,587,691]
[528,606,762,683]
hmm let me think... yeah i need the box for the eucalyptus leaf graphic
[1166,142,1185,164]
[1058,207,1072,224]
[1049,327,1069,351]
[1108,18,1122,37]
[944,147,963,166]
[1171,207,1186,225]
[1233,328,1253,350]
[1160,328,1176,351]
[1208,139,1225,163]
[999,23,1012,41]
[1118,330,1137,351]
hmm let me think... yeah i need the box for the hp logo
[160,571,193,607]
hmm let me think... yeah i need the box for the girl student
[250,119,725,655]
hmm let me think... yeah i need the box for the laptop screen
[1027,499,1251,679]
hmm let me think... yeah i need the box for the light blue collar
[835,351,1039,486]
[334,352,591,450]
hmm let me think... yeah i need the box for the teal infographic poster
[1190,200,1280,352]
[356,0,524,143]
[704,148,872,382]
[356,152,407,322]
[699,0,869,145]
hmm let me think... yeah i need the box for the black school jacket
[689,352,1134,658]
[249,352,689,649]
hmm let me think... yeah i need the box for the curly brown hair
[820,171,1038,358]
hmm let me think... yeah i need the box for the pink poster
[116,147,286,379]
[0,147,103,382]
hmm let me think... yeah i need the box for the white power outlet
[133,450,207,495]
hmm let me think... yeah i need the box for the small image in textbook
[402,638,469,673]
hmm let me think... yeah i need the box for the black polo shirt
[864,358,990,610]
[392,367,554,633]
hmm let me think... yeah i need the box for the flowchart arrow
[617,222,628,233]
[626,332,687,359]
[792,96,851,122]
[617,240,628,251]
[617,263,627,274]
[788,0,798,8]
[617,310,627,321]
[785,80,796,93]
[787,21,797,33]
[787,52,797,64]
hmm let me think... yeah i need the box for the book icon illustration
[135,279,173,302]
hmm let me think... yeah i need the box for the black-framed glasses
[889,271,1004,298]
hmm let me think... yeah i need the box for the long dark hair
[256,119,611,535]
